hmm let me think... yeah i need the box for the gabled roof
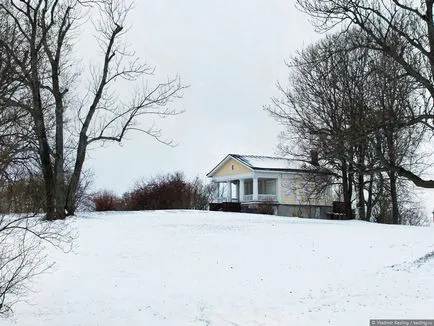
[206,154,306,177]
[230,154,294,170]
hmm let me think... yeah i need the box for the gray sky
[84,0,320,194]
[80,0,434,219]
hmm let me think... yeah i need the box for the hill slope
[4,210,434,325]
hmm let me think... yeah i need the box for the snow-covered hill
[4,211,434,326]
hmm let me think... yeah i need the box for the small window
[231,165,234,170]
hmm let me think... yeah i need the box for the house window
[258,179,276,195]
[244,180,253,195]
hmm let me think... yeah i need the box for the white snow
[4,210,434,326]
[233,154,294,170]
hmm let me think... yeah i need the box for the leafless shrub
[190,176,216,210]
[0,176,45,214]
[251,200,276,215]
[90,190,122,211]
[124,172,195,210]
[400,204,429,226]
[91,172,214,211]
[398,184,430,226]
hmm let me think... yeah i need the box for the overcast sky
[83,0,320,193]
[78,0,434,218]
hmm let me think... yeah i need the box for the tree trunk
[33,110,55,219]
[53,66,66,219]
[386,129,400,224]
[65,132,88,215]
[341,160,353,219]
[37,132,55,219]
[389,171,400,224]
[357,172,366,221]
[347,164,354,219]
[30,49,56,219]
[28,10,58,220]
[366,174,373,221]
[425,1,434,90]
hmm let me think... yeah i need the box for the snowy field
[4,210,434,326]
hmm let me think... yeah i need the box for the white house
[207,154,333,218]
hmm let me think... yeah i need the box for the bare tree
[266,32,371,220]
[0,0,184,219]
[0,15,42,213]
[1,14,76,316]
[369,53,428,223]
[191,176,217,210]
[296,0,434,188]
[266,30,426,224]
[0,117,73,318]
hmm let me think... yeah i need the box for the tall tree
[369,53,426,223]
[296,0,434,188]
[266,30,424,224]
[266,33,369,220]
[0,0,184,219]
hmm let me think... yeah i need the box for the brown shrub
[90,190,122,211]
[123,172,214,211]
[251,200,276,215]
[91,172,214,212]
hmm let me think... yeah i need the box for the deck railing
[242,194,277,202]
[214,194,278,203]
[258,194,277,202]
[215,197,240,203]
[243,194,253,202]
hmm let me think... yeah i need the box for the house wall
[277,204,332,219]
[280,173,298,205]
[240,202,332,219]
[213,158,252,177]
[280,173,331,206]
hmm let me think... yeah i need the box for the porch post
[276,176,281,203]
[253,177,258,201]
[235,182,239,201]
[226,181,232,202]
[212,181,219,202]
[239,179,245,202]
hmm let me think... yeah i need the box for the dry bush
[0,170,94,214]
[90,190,122,211]
[251,200,276,215]
[0,176,45,214]
[122,172,213,211]
[91,173,214,212]
[124,173,194,210]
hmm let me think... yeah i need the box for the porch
[213,177,279,203]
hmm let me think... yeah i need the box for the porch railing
[258,194,277,202]
[242,194,277,202]
[214,197,239,203]
[214,194,278,203]
[243,194,253,202]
